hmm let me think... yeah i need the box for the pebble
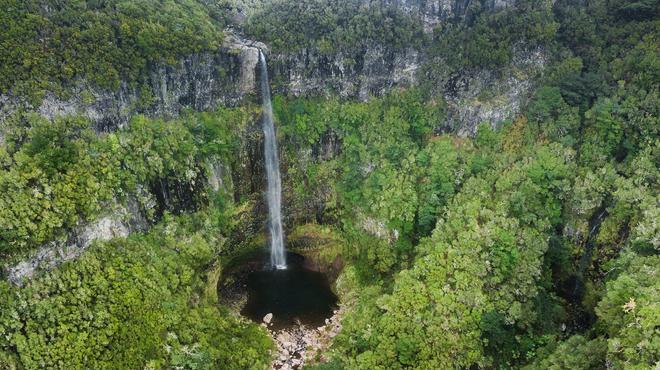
[263,313,273,324]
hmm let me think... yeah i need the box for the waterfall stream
[259,50,286,270]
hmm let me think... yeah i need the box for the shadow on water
[241,252,338,331]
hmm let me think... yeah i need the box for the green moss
[203,261,223,305]
[288,223,344,268]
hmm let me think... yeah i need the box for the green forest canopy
[0,0,224,102]
[0,0,658,369]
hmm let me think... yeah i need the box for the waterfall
[258,50,286,270]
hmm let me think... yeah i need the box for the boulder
[263,312,273,324]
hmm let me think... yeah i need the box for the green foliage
[0,0,223,102]
[526,86,580,146]
[430,0,557,70]
[331,135,576,368]
[245,0,424,53]
[580,98,624,166]
[556,0,660,76]
[272,78,646,368]
[275,91,457,285]
[416,137,462,234]
[0,0,658,368]
[0,108,241,257]
[308,358,344,370]
[0,115,121,255]
[301,82,651,369]
[165,305,271,369]
[330,268,387,363]
[0,213,271,369]
[595,253,659,368]
[0,102,259,368]
[524,335,607,369]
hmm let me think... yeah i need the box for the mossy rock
[287,223,344,282]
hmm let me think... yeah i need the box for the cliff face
[3,39,542,136]
[0,0,536,135]
[225,0,528,127]
[6,198,148,285]
[440,46,547,135]
[383,0,515,31]
[0,1,538,135]
[1,34,265,132]
[0,34,421,129]
[270,46,420,100]
[269,45,545,136]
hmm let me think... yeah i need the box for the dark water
[242,253,338,330]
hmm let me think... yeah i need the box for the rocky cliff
[270,46,420,100]
[1,0,535,135]
[229,0,517,33]
[1,30,541,138]
[267,43,545,136]
[440,46,547,135]
[0,34,266,132]
[6,196,149,285]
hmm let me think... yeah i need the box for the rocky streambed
[262,304,345,369]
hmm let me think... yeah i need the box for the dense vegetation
[0,213,271,368]
[244,0,559,77]
[244,0,424,53]
[0,108,247,259]
[268,0,658,367]
[0,108,273,368]
[0,0,224,103]
[273,87,657,367]
[0,0,658,369]
[430,0,558,70]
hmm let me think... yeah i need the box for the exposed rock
[268,304,346,369]
[272,41,544,136]
[6,200,148,285]
[0,31,265,132]
[207,159,233,194]
[263,313,274,324]
[441,47,548,136]
[1,26,541,137]
[223,32,269,94]
[360,216,399,243]
[272,45,420,100]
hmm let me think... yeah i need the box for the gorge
[0,1,657,369]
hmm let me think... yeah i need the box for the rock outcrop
[271,46,419,100]
[268,306,345,370]
[6,198,149,285]
[0,0,537,135]
[384,0,516,32]
[1,35,541,139]
[441,47,547,136]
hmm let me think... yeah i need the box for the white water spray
[258,50,286,270]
